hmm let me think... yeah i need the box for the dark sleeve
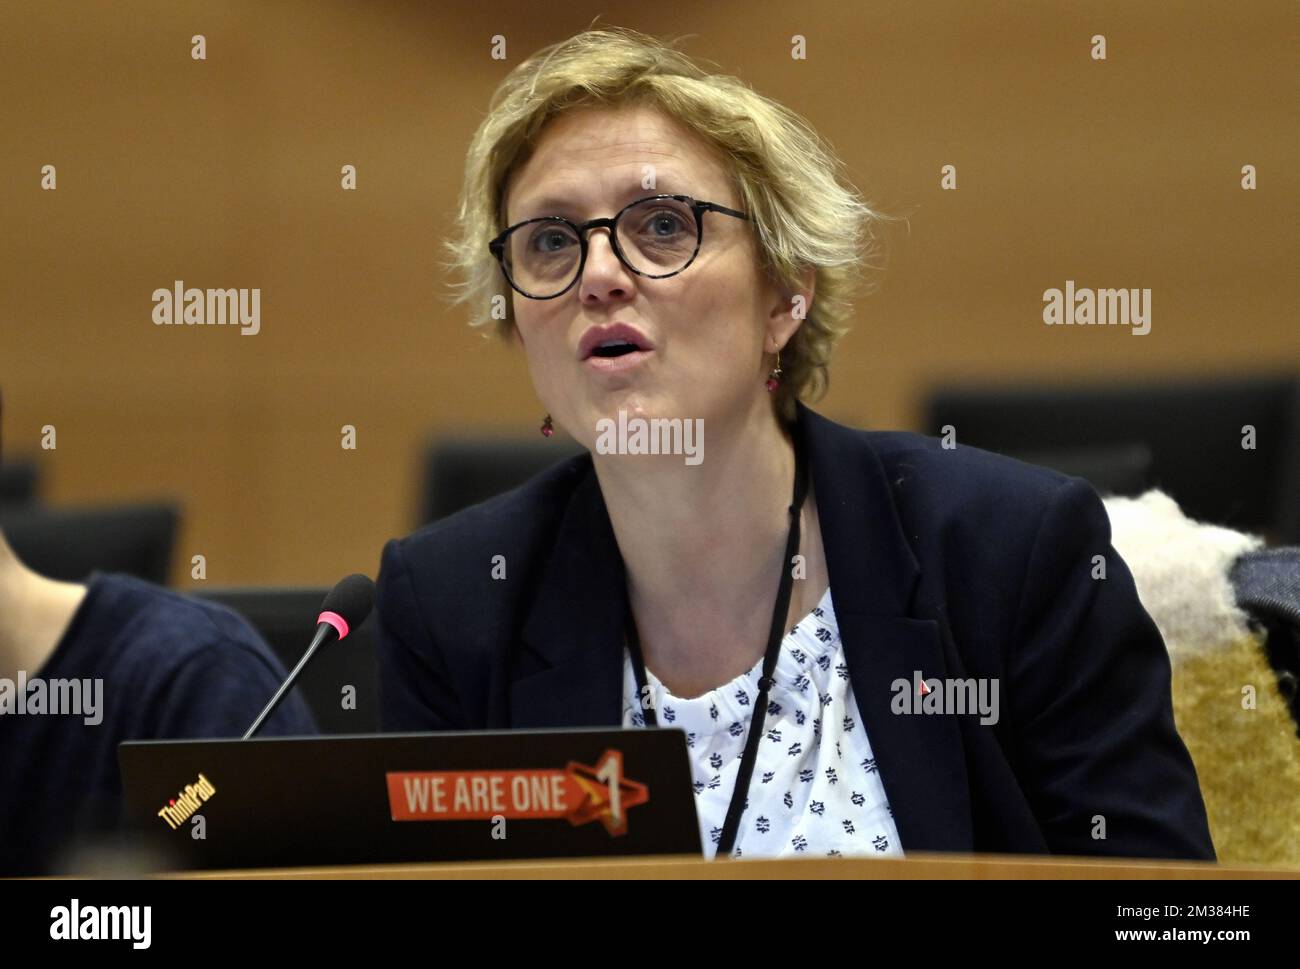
[1004,477,1216,860]
[374,538,467,732]
[150,635,317,741]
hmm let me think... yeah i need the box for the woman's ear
[767,267,816,349]
[787,267,816,321]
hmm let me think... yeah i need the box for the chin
[588,393,658,426]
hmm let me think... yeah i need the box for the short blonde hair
[442,24,893,422]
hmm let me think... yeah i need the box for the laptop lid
[118,728,701,871]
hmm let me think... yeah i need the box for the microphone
[243,573,375,739]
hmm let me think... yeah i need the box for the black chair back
[0,502,178,585]
[192,587,378,734]
[0,458,39,507]
[925,373,1300,542]
[421,434,585,524]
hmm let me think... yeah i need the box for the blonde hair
[442,24,894,422]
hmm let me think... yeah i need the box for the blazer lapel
[799,403,974,852]
[512,462,628,729]
[511,404,976,853]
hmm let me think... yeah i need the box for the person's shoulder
[864,428,1071,501]
[816,413,1086,537]
[817,419,1113,622]
[80,572,316,735]
[383,451,592,572]
[80,572,284,672]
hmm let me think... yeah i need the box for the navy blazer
[375,402,1216,861]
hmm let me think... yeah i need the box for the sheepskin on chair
[1104,488,1300,865]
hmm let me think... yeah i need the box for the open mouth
[589,341,642,359]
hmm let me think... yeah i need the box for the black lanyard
[625,433,810,858]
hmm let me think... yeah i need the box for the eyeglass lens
[503,197,698,297]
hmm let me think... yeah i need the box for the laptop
[119,728,701,871]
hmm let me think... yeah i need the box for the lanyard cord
[625,434,810,857]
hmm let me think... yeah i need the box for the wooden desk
[169,852,1300,879]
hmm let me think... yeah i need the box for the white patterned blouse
[621,585,905,860]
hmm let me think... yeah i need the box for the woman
[376,26,1214,862]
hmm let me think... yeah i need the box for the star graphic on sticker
[565,749,649,836]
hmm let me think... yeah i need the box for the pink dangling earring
[765,348,783,393]
[540,413,554,437]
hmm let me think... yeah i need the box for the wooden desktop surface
[166,852,1300,880]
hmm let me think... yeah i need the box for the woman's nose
[576,229,633,301]
[583,227,628,277]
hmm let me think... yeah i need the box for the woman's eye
[643,211,687,237]
[531,229,574,252]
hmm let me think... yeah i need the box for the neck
[592,400,828,696]
[0,534,87,680]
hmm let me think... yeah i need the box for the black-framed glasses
[488,194,750,300]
